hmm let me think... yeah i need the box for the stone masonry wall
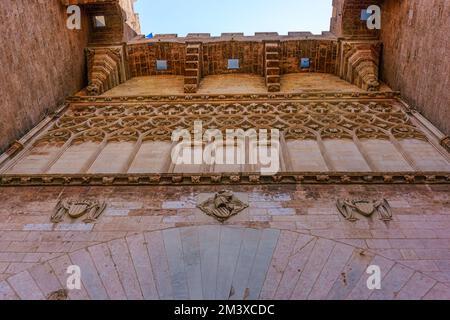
[125,39,341,80]
[0,184,449,299]
[380,0,450,135]
[127,43,186,77]
[201,41,265,76]
[280,40,338,74]
[0,0,90,153]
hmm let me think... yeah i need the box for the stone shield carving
[197,190,248,222]
[51,199,107,223]
[337,199,392,222]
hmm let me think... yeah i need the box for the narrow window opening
[228,59,240,70]
[94,16,106,28]
[300,58,310,69]
[156,60,168,71]
[361,9,371,21]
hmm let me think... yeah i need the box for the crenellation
[0,1,449,302]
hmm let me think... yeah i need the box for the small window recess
[360,9,371,21]
[156,60,168,71]
[94,16,106,28]
[300,58,310,69]
[228,59,240,70]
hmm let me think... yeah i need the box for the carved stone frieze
[1,173,448,187]
[337,199,392,222]
[35,98,426,145]
[51,199,107,223]
[66,91,400,104]
[197,190,248,222]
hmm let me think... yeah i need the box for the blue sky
[134,0,333,36]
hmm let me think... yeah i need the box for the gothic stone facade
[0,0,449,300]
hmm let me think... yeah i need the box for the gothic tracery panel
[2,96,449,176]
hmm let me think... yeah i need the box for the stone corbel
[339,41,381,91]
[86,46,127,96]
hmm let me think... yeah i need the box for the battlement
[129,31,336,44]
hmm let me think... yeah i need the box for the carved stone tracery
[36,99,424,145]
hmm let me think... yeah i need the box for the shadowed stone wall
[0,0,141,153]
[380,0,450,135]
[0,0,90,153]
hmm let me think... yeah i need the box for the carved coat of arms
[51,199,106,223]
[337,199,392,222]
[197,190,248,222]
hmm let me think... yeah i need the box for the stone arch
[1,225,449,300]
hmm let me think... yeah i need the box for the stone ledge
[0,172,449,187]
[66,91,401,103]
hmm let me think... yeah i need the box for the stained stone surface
[1,224,449,300]
[0,0,449,302]
[0,185,449,300]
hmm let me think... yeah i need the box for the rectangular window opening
[361,9,371,21]
[156,60,168,71]
[228,59,240,70]
[300,58,310,69]
[94,16,106,28]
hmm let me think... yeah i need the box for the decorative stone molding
[440,137,450,153]
[5,141,24,157]
[337,199,392,222]
[197,190,248,222]
[86,47,127,96]
[36,98,424,145]
[0,172,448,187]
[66,91,400,103]
[51,199,106,223]
[339,41,381,91]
